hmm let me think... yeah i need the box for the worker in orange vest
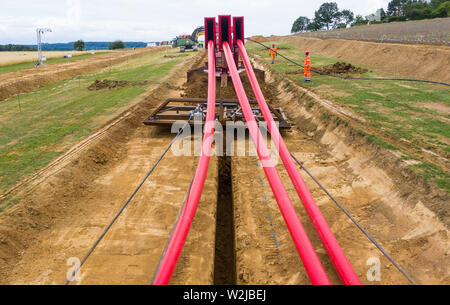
[304,51,311,82]
[269,44,278,64]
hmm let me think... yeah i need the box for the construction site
[0,11,449,288]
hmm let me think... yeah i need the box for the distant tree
[351,15,368,27]
[314,2,340,30]
[380,8,387,20]
[0,44,36,51]
[387,0,408,16]
[340,9,355,26]
[306,21,322,31]
[108,40,126,50]
[432,1,450,17]
[430,0,448,10]
[73,40,85,51]
[404,1,432,20]
[291,16,310,33]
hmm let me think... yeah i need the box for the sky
[0,0,391,44]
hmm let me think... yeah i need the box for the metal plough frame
[143,98,291,129]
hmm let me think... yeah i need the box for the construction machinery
[148,15,361,286]
[35,28,52,67]
[172,25,206,52]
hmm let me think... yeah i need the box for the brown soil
[0,50,217,284]
[272,36,450,83]
[0,48,161,102]
[316,62,368,75]
[88,79,150,90]
[233,57,449,285]
[0,46,448,285]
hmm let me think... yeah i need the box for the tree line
[73,40,126,50]
[291,0,450,33]
[0,44,36,51]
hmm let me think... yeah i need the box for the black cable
[246,38,450,87]
[290,153,417,285]
[64,112,195,285]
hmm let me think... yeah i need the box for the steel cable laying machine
[144,15,291,130]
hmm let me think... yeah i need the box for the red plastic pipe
[237,40,361,285]
[223,41,331,285]
[152,40,217,285]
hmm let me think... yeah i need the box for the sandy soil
[262,35,450,84]
[0,43,448,285]
[230,59,449,285]
[0,48,161,102]
[0,51,218,284]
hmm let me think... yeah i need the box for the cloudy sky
[0,0,390,44]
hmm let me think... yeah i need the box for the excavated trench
[0,51,448,285]
[214,156,236,285]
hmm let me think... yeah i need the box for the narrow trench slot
[213,156,236,284]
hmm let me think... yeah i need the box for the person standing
[269,44,278,64]
[304,51,311,82]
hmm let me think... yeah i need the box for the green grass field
[0,52,110,75]
[0,49,192,204]
[247,41,450,193]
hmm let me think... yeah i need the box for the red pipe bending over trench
[237,40,361,285]
[222,41,331,285]
[152,40,216,285]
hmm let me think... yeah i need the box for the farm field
[0,51,110,75]
[294,17,450,46]
[246,40,450,195]
[0,50,110,66]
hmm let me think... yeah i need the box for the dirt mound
[88,79,149,90]
[163,54,186,59]
[316,62,368,75]
[250,35,268,42]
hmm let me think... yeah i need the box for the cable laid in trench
[290,153,417,285]
[247,38,450,87]
[64,112,195,285]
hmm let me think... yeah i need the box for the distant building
[366,9,383,22]
[146,42,159,47]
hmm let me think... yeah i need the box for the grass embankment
[0,52,110,75]
[0,49,192,210]
[247,41,450,193]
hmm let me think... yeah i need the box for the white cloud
[0,0,391,44]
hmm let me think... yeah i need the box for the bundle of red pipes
[152,15,361,285]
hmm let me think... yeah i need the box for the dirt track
[0,44,449,284]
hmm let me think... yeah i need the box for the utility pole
[36,28,52,67]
